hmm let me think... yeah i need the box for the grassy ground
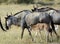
[0,4,60,44]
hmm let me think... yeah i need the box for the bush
[38,1,54,6]
[0,0,8,4]
[0,0,34,4]
[17,0,34,4]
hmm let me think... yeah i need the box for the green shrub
[17,0,34,4]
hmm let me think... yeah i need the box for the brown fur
[31,23,52,42]
[31,23,49,31]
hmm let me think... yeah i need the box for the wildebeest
[0,18,6,31]
[5,10,32,30]
[5,10,34,41]
[31,7,60,39]
[5,10,53,41]
[21,12,53,41]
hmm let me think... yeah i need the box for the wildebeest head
[5,13,12,30]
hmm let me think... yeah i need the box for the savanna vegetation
[0,0,60,5]
[0,0,60,44]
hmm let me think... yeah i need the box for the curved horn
[33,4,36,8]
[7,12,8,17]
[10,12,12,15]
[36,4,39,8]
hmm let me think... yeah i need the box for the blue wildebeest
[5,10,32,29]
[5,10,53,41]
[20,12,53,41]
[31,7,60,39]
[0,18,6,31]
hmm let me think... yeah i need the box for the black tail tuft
[0,18,6,31]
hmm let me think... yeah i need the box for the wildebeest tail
[0,18,6,31]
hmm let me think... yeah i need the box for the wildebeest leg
[50,31,53,42]
[21,27,25,39]
[28,27,34,41]
[49,15,59,38]
[0,19,6,31]
[51,22,59,38]
[21,19,25,39]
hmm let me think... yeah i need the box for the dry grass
[0,4,60,44]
